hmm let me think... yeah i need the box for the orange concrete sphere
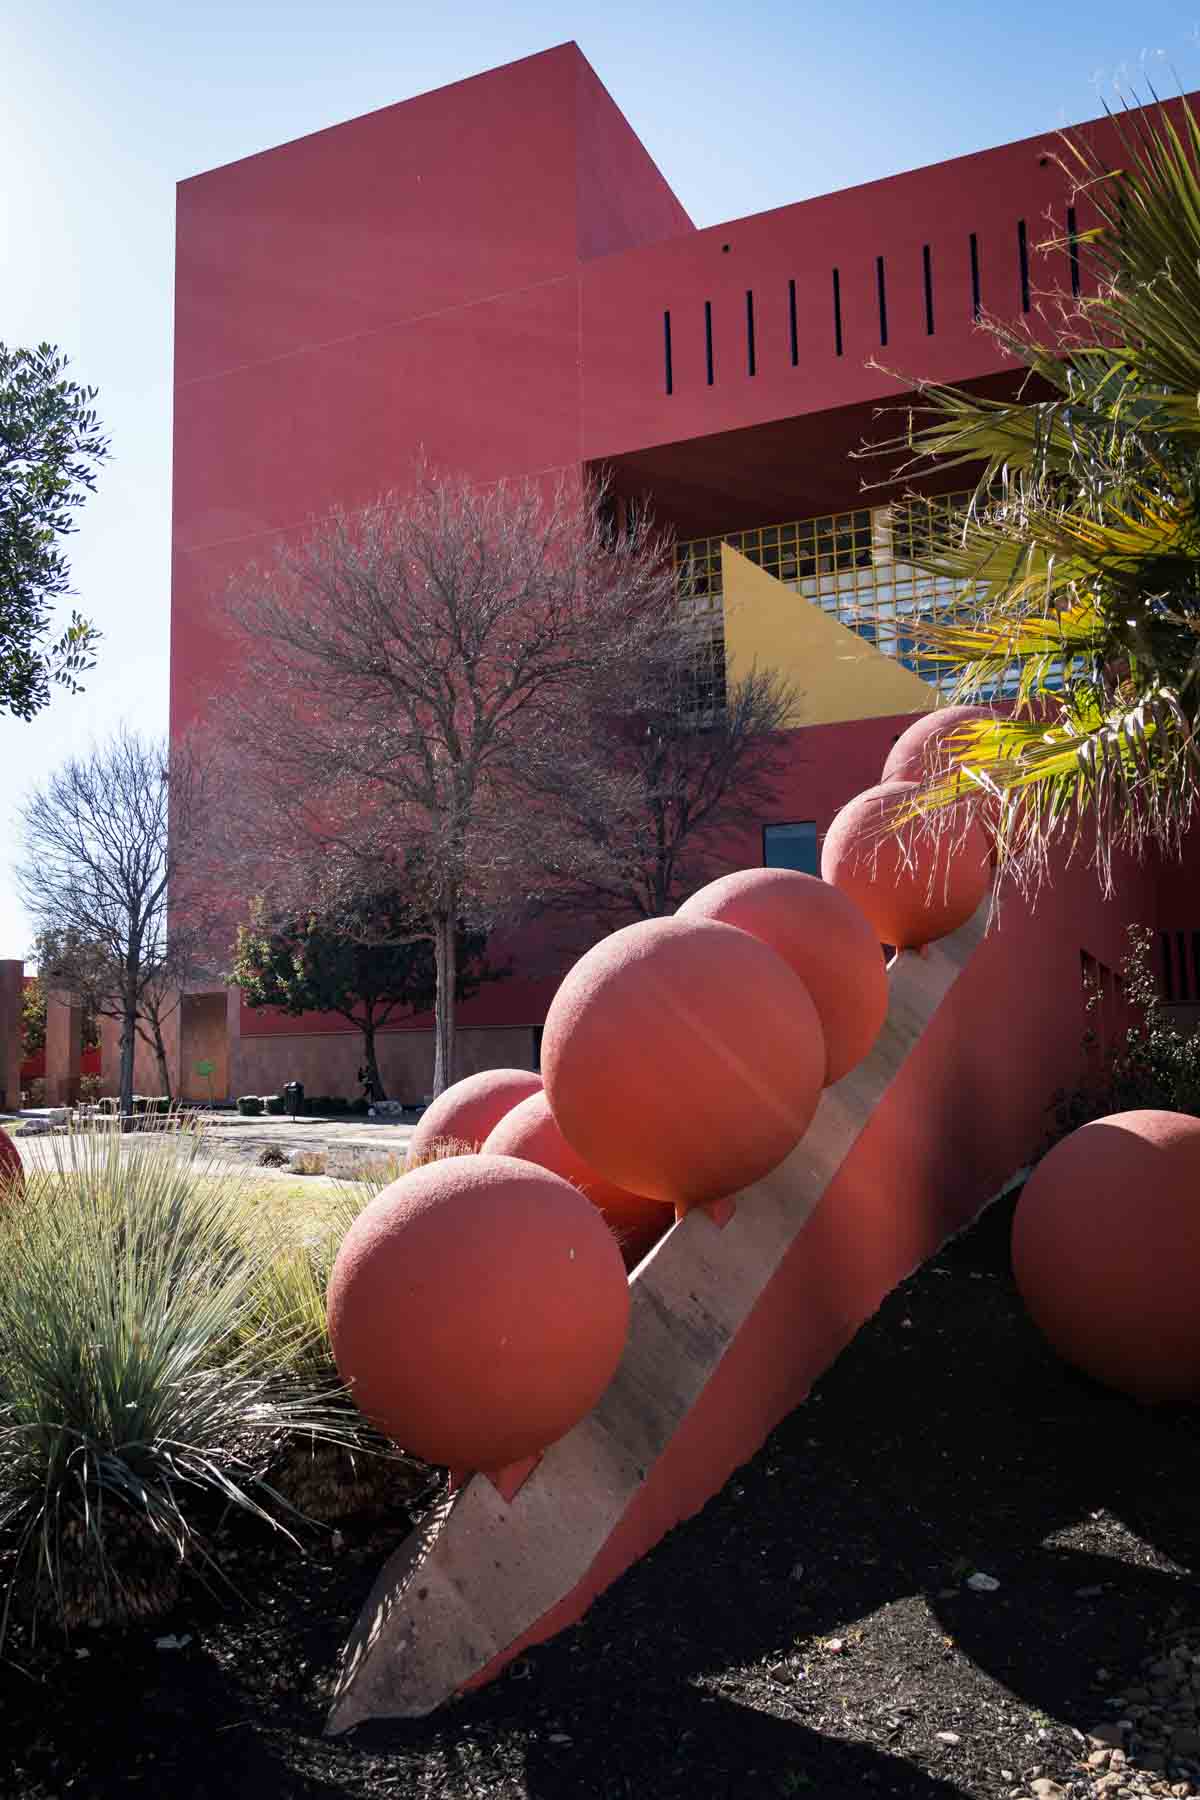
[820,780,990,949]
[677,868,888,1085]
[327,1153,630,1469]
[0,1128,22,1200]
[405,1068,543,1164]
[542,916,826,1210]
[483,1091,674,1269]
[1012,1111,1200,1404]
[881,706,994,785]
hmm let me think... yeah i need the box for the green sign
[195,1059,215,1077]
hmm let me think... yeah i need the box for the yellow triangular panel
[720,543,939,726]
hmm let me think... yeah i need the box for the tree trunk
[432,907,457,1098]
[151,1015,172,1100]
[360,1010,386,1102]
[119,1002,137,1119]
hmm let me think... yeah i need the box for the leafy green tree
[20,973,44,1060]
[871,100,1200,891]
[1,343,108,718]
[27,928,110,1051]
[231,893,504,1101]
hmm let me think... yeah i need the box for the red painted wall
[172,43,692,744]
[172,50,1199,1048]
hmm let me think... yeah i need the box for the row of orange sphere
[327,709,997,1471]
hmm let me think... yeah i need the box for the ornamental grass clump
[237,1177,432,1517]
[0,1119,377,1635]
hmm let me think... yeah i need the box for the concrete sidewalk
[2,1112,416,1177]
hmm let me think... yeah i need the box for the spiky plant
[0,1118,377,1633]
[238,1172,433,1518]
[870,96,1200,892]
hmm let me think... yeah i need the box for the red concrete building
[163,43,1200,1122]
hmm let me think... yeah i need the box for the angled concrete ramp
[328,898,991,1731]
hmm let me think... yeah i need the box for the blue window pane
[763,821,818,875]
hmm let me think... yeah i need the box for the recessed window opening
[1160,928,1200,1003]
[1017,219,1031,313]
[1161,931,1176,1002]
[922,244,934,335]
[1067,205,1081,298]
[969,233,981,320]
[704,300,714,386]
[788,278,799,366]
[745,289,757,376]
[663,310,673,396]
[832,268,843,356]
[764,821,818,876]
[876,255,889,347]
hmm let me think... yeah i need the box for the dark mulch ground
[3,1199,1198,1800]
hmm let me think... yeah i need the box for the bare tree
[17,732,214,1114]
[214,471,683,1095]
[526,650,796,922]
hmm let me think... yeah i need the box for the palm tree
[870,97,1200,894]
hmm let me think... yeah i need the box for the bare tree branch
[209,468,687,1093]
[18,732,218,1111]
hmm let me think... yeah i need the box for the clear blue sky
[2,0,1196,959]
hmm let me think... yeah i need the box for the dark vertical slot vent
[1067,204,1081,298]
[1161,930,1176,1002]
[875,255,888,347]
[832,267,843,356]
[922,244,934,334]
[704,300,714,386]
[745,289,757,376]
[663,310,673,396]
[969,232,982,320]
[1017,219,1031,313]
[788,278,799,366]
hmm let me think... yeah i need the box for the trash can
[284,1080,305,1121]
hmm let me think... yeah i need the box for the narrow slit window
[832,267,843,356]
[1161,930,1176,1002]
[704,300,714,386]
[876,255,888,347]
[745,289,757,376]
[663,310,673,396]
[1017,219,1031,313]
[788,278,799,366]
[1067,204,1081,298]
[922,244,934,334]
[969,232,981,320]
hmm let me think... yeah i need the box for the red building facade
[166,44,1200,1110]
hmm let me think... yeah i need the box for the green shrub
[78,1074,101,1105]
[263,1094,285,1116]
[240,1180,367,1382]
[236,1095,263,1117]
[1050,924,1200,1145]
[0,1122,367,1634]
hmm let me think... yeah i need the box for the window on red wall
[763,821,818,875]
